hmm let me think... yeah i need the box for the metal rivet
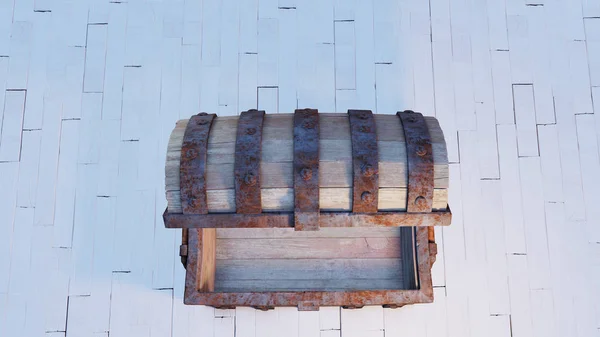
[414,196,427,207]
[358,112,369,120]
[185,148,198,159]
[359,125,371,133]
[303,119,316,129]
[361,191,374,203]
[300,167,312,181]
[246,127,256,135]
[407,116,417,123]
[404,110,415,114]
[244,172,257,186]
[416,145,427,157]
[361,163,376,177]
[197,119,209,125]
[197,112,208,116]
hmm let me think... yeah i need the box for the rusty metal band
[397,111,434,213]
[234,110,265,214]
[182,227,434,309]
[348,110,379,213]
[180,113,216,214]
[163,206,452,228]
[293,109,320,231]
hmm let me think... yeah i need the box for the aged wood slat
[215,237,402,259]
[215,227,402,239]
[164,209,451,229]
[215,258,403,280]
[166,187,448,213]
[183,227,434,308]
[198,228,217,292]
[214,279,405,292]
[165,113,449,214]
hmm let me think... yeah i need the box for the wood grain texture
[165,113,449,213]
[212,227,408,292]
[215,236,402,259]
[198,228,216,292]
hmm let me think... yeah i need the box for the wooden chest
[163,109,451,310]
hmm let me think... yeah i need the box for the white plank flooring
[0,0,599,336]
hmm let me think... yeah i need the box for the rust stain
[294,109,320,231]
[397,111,434,213]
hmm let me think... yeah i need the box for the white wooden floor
[1,0,599,336]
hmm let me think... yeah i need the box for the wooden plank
[0,90,26,162]
[258,87,279,113]
[166,187,448,213]
[507,254,534,337]
[258,18,278,87]
[353,0,376,110]
[545,202,578,337]
[78,92,103,164]
[101,3,127,120]
[334,21,356,90]
[491,50,514,125]
[576,114,600,243]
[199,228,217,292]
[513,84,539,157]
[5,22,32,90]
[180,44,201,114]
[527,7,555,125]
[16,130,41,208]
[215,258,403,280]
[165,114,449,212]
[216,227,402,239]
[537,124,564,203]
[341,306,383,335]
[507,15,532,84]
[585,18,600,87]
[53,120,80,248]
[216,278,404,292]
[22,12,50,130]
[215,237,402,259]
[218,0,240,116]
[83,23,108,93]
[234,307,256,337]
[482,180,510,314]
[278,8,298,112]
[569,40,593,115]
[554,92,586,221]
[531,289,557,337]
[519,157,551,290]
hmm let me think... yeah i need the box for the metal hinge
[180,228,188,267]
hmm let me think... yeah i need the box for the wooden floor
[1,0,599,336]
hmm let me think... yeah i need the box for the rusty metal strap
[163,207,452,228]
[180,113,216,214]
[348,110,379,213]
[293,109,320,231]
[234,110,265,214]
[397,111,434,213]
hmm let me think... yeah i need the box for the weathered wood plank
[216,227,402,239]
[166,187,448,213]
[199,228,217,292]
[215,258,403,280]
[215,237,402,259]
[165,114,449,213]
[214,278,404,292]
